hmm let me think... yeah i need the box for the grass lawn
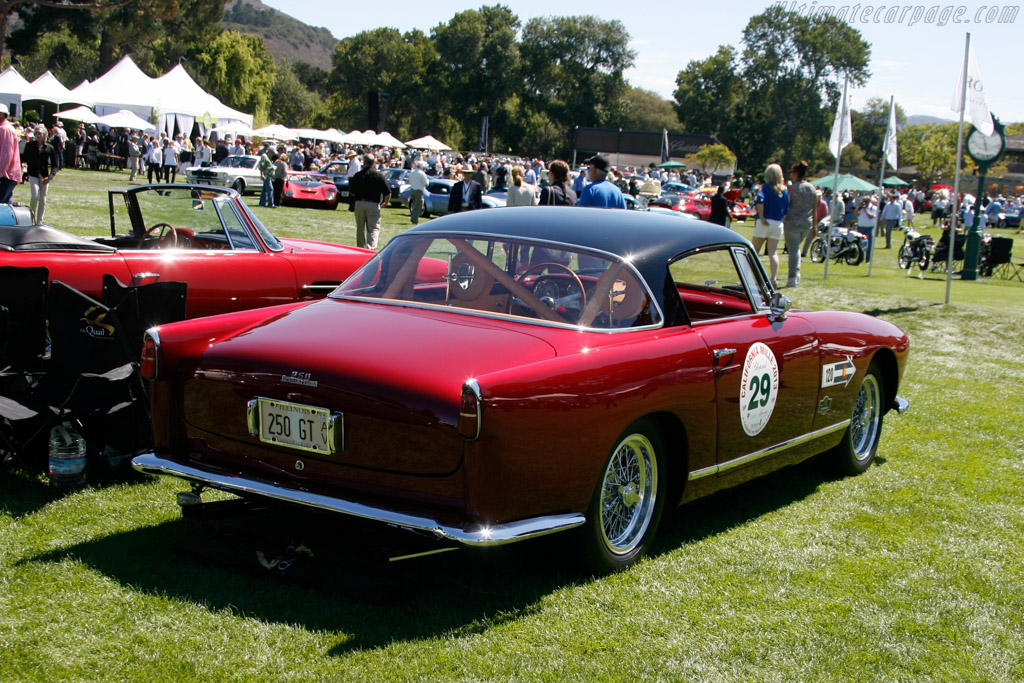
[2,170,1023,681]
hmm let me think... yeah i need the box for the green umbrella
[658,160,686,168]
[809,173,878,192]
[881,175,909,187]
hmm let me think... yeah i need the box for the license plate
[248,398,340,454]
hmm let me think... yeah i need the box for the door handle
[713,348,736,359]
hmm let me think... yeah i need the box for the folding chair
[985,237,1013,279]
[0,266,49,473]
[102,274,187,361]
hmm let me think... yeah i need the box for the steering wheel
[516,262,587,317]
[143,223,181,249]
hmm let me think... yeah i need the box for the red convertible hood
[182,299,557,475]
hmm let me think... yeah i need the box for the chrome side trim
[687,420,851,481]
[131,453,585,546]
[713,348,736,359]
[892,396,910,414]
[301,284,341,293]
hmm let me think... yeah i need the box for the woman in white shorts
[753,163,790,287]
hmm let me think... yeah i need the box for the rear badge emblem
[282,371,318,388]
[294,460,305,471]
[818,396,833,416]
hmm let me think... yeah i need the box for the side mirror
[768,291,791,322]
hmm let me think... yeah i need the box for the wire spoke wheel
[849,372,881,461]
[599,433,657,555]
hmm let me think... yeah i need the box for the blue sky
[260,0,1022,123]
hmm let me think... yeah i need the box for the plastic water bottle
[48,423,86,488]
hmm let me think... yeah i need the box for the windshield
[332,233,660,331]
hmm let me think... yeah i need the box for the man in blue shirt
[577,155,626,209]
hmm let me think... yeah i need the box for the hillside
[222,0,336,71]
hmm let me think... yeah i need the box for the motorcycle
[897,226,934,272]
[808,219,868,266]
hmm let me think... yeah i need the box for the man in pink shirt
[0,103,22,204]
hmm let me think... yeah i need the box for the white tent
[405,135,452,151]
[210,121,256,138]
[375,131,406,149]
[96,109,156,131]
[254,123,298,140]
[343,129,380,146]
[55,105,101,124]
[73,56,253,136]
[29,70,91,106]
[0,66,31,118]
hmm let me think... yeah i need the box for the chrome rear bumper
[132,453,585,546]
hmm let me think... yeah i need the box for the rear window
[333,234,661,331]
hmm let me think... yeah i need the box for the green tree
[520,15,635,156]
[739,6,871,170]
[673,46,743,140]
[194,30,276,124]
[612,87,679,132]
[693,143,736,174]
[0,0,131,61]
[432,5,521,152]
[11,26,99,87]
[328,27,436,139]
[850,96,907,168]
[268,60,319,127]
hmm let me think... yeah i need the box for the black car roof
[404,206,748,270]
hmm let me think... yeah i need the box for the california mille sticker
[739,342,779,436]
[821,356,856,388]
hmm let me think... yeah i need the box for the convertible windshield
[333,233,661,330]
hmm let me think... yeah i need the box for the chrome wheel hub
[850,374,881,461]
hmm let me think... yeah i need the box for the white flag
[884,98,898,170]
[829,79,852,158]
[951,41,993,135]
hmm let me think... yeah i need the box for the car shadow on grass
[18,454,876,654]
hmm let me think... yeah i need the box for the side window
[733,247,769,310]
[669,248,754,322]
[220,202,258,251]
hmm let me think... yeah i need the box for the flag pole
[826,77,849,281]
[868,94,894,277]
[946,33,970,305]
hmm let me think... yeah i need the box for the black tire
[845,243,863,266]
[577,418,667,573]
[809,238,826,263]
[232,178,245,193]
[918,253,930,271]
[898,244,912,269]
[998,218,1007,229]
[830,361,884,476]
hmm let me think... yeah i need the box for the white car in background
[185,155,263,195]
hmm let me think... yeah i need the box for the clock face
[967,127,1004,161]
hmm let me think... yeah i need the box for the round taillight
[140,329,160,380]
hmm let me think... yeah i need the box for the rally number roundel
[739,342,779,436]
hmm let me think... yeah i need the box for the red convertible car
[0,185,373,318]
[134,207,910,572]
[648,193,712,220]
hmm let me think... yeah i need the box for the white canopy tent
[404,135,452,151]
[54,105,102,124]
[0,66,31,118]
[96,109,157,131]
[72,56,253,136]
[254,123,298,141]
[210,121,256,138]
[30,70,91,107]
[375,131,406,148]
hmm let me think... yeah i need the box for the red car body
[648,193,712,220]
[281,173,339,210]
[135,208,910,572]
[0,185,372,318]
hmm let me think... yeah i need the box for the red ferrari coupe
[135,208,910,573]
[648,193,711,220]
[0,185,372,319]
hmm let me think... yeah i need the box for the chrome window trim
[688,420,851,481]
[329,230,666,333]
